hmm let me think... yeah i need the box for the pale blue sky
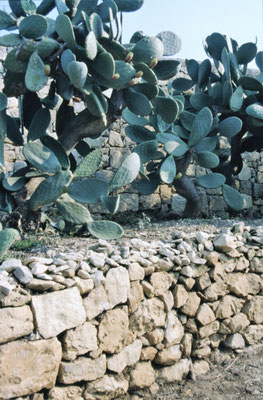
[1,0,263,64]
[122,0,263,64]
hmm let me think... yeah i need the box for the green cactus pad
[37,0,56,16]
[87,220,123,240]
[172,78,194,92]
[29,170,72,211]
[0,93,7,112]
[194,151,219,169]
[131,83,158,101]
[95,0,118,22]
[246,103,263,120]
[55,14,76,49]
[37,37,59,59]
[88,12,104,39]
[67,61,88,89]
[122,108,149,126]
[205,32,227,60]
[198,59,211,88]
[0,111,6,140]
[194,137,217,153]
[100,37,128,61]
[229,86,244,112]
[195,173,226,189]
[134,62,157,84]
[238,76,262,91]
[223,80,233,106]
[133,36,164,64]
[84,91,106,118]
[190,92,213,111]
[0,228,20,258]
[55,0,70,13]
[153,59,180,81]
[124,90,152,117]
[100,195,120,214]
[0,10,16,30]
[25,52,48,92]
[236,42,257,65]
[27,108,51,141]
[2,176,25,191]
[155,96,179,124]
[41,135,70,170]
[218,116,243,138]
[256,51,263,72]
[19,14,48,39]
[92,51,115,80]
[157,132,178,144]
[210,82,223,105]
[133,140,159,163]
[68,178,109,203]
[156,31,182,56]
[61,49,76,75]
[222,184,244,211]
[6,116,23,146]
[16,40,36,61]
[136,171,160,195]
[0,33,23,47]
[109,152,140,190]
[23,141,62,173]
[56,198,93,224]
[4,49,28,74]
[164,138,189,158]
[160,155,176,184]
[114,0,144,12]
[125,125,156,143]
[188,107,213,148]
[172,125,189,140]
[186,59,199,83]
[221,47,231,80]
[180,111,196,131]
[74,149,102,178]
[85,31,98,60]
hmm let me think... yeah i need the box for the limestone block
[83,284,109,320]
[246,273,263,295]
[150,271,172,296]
[223,333,245,349]
[243,324,263,345]
[181,333,193,358]
[118,193,139,212]
[48,386,83,400]
[158,359,190,383]
[105,266,130,308]
[203,282,227,301]
[227,273,250,297]
[173,284,188,308]
[140,194,161,209]
[180,292,201,317]
[213,233,236,252]
[0,287,31,307]
[242,295,263,324]
[160,290,174,311]
[154,344,181,365]
[62,322,98,361]
[0,338,61,398]
[171,194,187,215]
[196,303,216,326]
[84,374,129,400]
[250,257,263,273]
[31,287,86,338]
[98,307,129,354]
[199,321,220,339]
[128,262,145,281]
[146,328,164,345]
[107,339,142,373]
[130,297,166,336]
[0,305,33,344]
[192,360,210,377]
[128,281,144,313]
[129,361,156,389]
[140,346,158,361]
[58,354,106,384]
[216,295,244,319]
[164,310,184,346]
[228,313,250,333]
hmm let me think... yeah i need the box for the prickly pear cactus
[0,228,20,258]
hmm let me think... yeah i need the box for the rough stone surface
[154,344,181,365]
[158,358,191,383]
[107,339,142,373]
[105,266,130,308]
[0,305,33,344]
[31,287,86,338]
[129,361,156,389]
[83,284,109,320]
[164,310,184,345]
[242,296,263,324]
[180,291,201,317]
[130,297,166,336]
[98,307,129,353]
[58,355,106,384]
[196,303,216,326]
[62,322,98,361]
[84,374,129,399]
[0,338,61,398]
[150,272,172,296]
[48,385,83,400]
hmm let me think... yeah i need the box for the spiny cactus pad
[0,228,20,258]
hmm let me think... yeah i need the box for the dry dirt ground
[9,216,263,400]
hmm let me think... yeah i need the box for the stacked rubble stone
[1,46,263,219]
[0,222,263,399]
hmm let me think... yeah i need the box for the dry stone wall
[0,222,263,399]
[0,46,263,219]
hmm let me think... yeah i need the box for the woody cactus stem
[59,90,125,152]
[173,151,201,217]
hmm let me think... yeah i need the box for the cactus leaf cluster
[0,228,20,258]
[87,220,123,240]
[68,178,109,203]
[56,197,93,224]
[23,141,61,173]
[109,152,140,190]
[27,108,51,141]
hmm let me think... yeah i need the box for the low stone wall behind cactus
[1,222,263,399]
[1,46,263,219]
